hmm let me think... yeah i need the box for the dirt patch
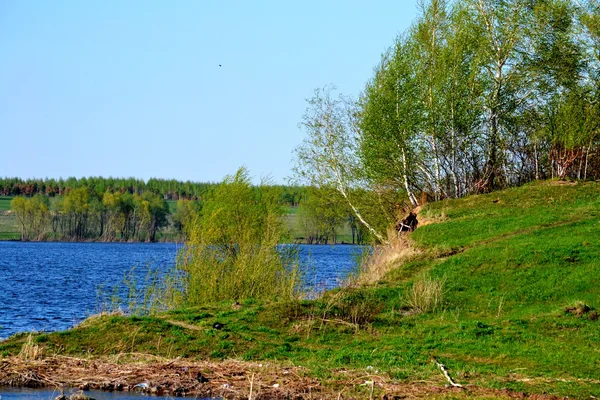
[548,180,578,186]
[163,319,204,331]
[565,302,598,320]
[0,356,568,399]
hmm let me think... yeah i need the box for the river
[0,242,365,339]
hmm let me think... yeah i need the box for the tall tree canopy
[294,0,600,241]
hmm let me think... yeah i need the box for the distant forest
[0,177,304,206]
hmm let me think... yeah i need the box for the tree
[11,197,28,240]
[11,195,49,240]
[467,0,533,189]
[296,186,347,244]
[172,199,201,235]
[293,86,386,242]
[360,36,422,208]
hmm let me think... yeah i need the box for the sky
[1,1,419,184]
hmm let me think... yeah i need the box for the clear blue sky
[1,1,418,184]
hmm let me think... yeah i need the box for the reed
[350,229,420,286]
[18,333,44,360]
[405,275,445,314]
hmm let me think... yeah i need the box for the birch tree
[468,0,531,190]
[360,36,422,208]
[293,86,386,243]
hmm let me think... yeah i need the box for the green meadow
[2,180,599,397]
[0,196,13,211]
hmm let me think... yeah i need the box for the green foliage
[296,186,347,244]
[178,167,302,305]
[0,180,313,242]
[293,86,387,242]
[10,194,50,240]
[172,199,201,235]
[339,0,600,214]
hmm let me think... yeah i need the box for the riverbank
[0,355,566,399]
[2,181,600,398]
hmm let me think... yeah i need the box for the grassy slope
[2,181,600,397]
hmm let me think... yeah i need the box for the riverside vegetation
[3,0,600,397]
[1,180,599,398]
[0,178,365,244]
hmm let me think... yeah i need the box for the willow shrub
[177,168,301,305]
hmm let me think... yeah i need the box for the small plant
[278,288,383,331]
[405,275,446,314]
[337,289,384,326]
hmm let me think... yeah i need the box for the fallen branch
[248,372,255,400]
[431,357,463,388]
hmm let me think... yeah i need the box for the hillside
[1,180,599,399]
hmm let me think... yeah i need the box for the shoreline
[0,239,364,245]
[0,355,562,399]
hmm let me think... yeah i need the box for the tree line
[294,0,600,242]
[11,188,170,242]
[0,176,212,200]
[0,177,307,207]
[4,178,340,243]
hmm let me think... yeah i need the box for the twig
[431,357,463,388]
[248,372,254,400]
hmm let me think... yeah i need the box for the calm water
[0,242,364,339]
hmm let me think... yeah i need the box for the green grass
[3,180,600,397]
[0,210,17,240]
[0,196,13,211]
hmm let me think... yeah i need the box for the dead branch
[431,357,463,388]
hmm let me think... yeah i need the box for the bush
[177,168,301,305]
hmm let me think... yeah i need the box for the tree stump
[395,212,418,233]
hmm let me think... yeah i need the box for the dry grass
[405,276,446,314]
[17,333,44,361]
[416,205,449,227]
[351,229,421,286]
